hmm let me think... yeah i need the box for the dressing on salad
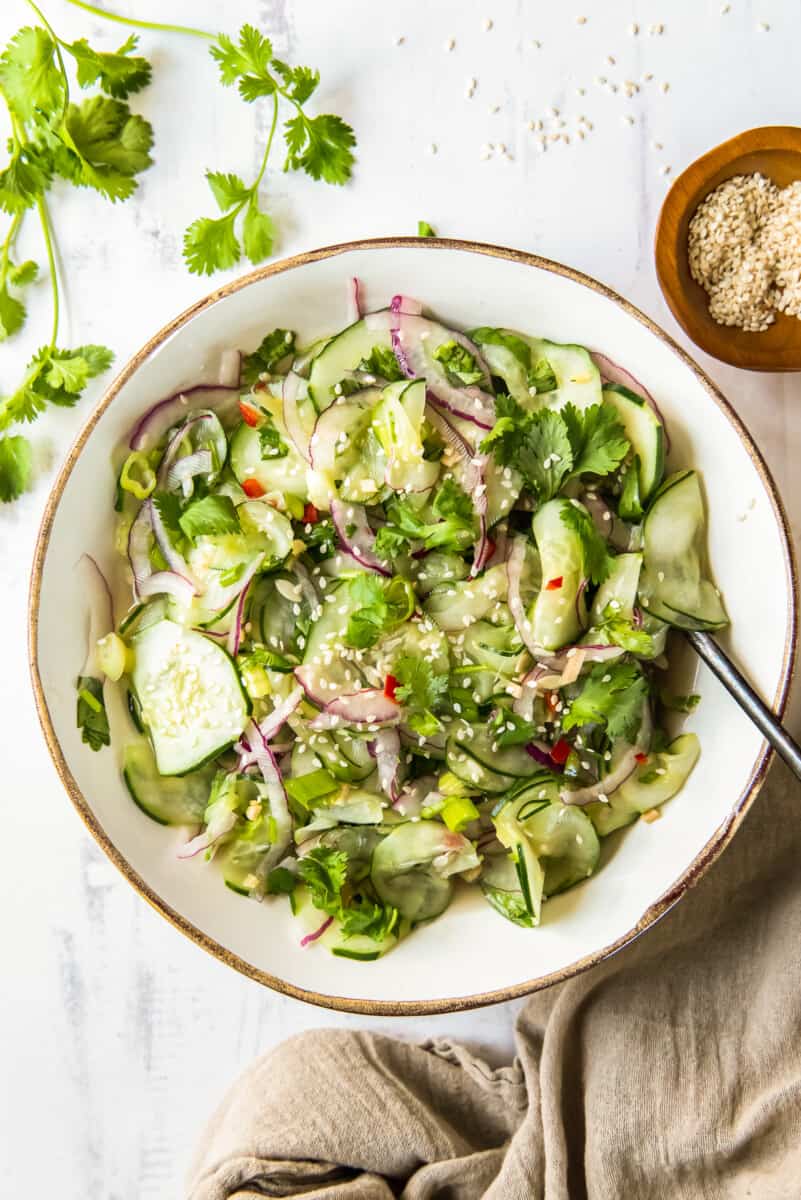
[79,287,726,960]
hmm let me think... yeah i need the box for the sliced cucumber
[229,420,310,501]
[370,820,478,922]
[587,733,701,836]
[602,384,665,500]
[423,563,508,632]
[590,551,642,624]
[461,620,527,678]
[530,498,586,649]
[308,316,394,411]
[528,339,602,411]
[639,471,728,631]
[446,734,514,793]
[123,740,213,825]
[480,851,535,928]
[475,339,531,405]
[494,785,600,899]
[453,725,540,779]
[131,620,250,775]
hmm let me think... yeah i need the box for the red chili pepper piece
[635,752,649,764]
[239,400,262,427]
[242,477,266,498]
[545,576,564,591]
[302,503,319,524]
[550,738,571,765]
[384,674,400,702]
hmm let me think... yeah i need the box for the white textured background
[2,2,800,1196]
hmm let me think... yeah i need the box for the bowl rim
[28,236,798,1015]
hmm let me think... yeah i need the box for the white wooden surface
[2,2,800,1196]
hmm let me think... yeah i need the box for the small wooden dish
[655,125,801,371]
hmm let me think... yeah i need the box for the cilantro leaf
[76,675,110,752]
[560,501,615,585]
[59,97,154,201]
[152,490,185,545]
[210,26,275,99]
[528,356,557,394]
[242,329,296,384]
[340,897,398,941]
[206,170,251,210]
[179,494,241,539]
[562,661,649,742]
[266,866,296,895]
[357,344,404,381]
[431,476,474,525]
[284,112,356,184]
[393,655,449,712]
[433,339,484,387]
[296,845,348,916]
[482,395,572,503]
[33,345,113,407]
[183,213,241,275]
[562,402,630,480]
[272,61,320,105]
[242,196,275,263]
[9,259,38,286]
[599,616,655,657]
[0,284,26,341]
[345,575,413,649]
[0,147,51,215]
[0,27,65,125]
[0,434,33,501]
[418,220,436,237]
[65,35,152,100]
[376,478,475,557]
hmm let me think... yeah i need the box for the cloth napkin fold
[187,762,801,1200]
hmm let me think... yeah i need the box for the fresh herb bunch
[0,1,357,502]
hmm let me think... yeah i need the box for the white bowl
[29,239,797,1015]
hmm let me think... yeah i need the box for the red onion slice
[300,915,334,947]
[213,554,264,614]
[393,314,496,430]
[177,810,237,860]
[166,449,213,496]
[138,571,196,605]
[525,742,560,772]
[346,277,363,325]
[370,728,401,801]
[282,371,314,463]
[149,496,192,578]
[129,385,239,452]
[127,502,154,596]
[391,294,423,317]
[506,538,539,657]
[309,688,400,731]
[77,554,114,676]
[227,576,252,656]
[561,746,638,806]
[330,498,391,576]
[236,689,304,769]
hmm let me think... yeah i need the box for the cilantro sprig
[481,394,630,506]
[562,661,650,743]
[185,25,356,275]
[297,846,398,943]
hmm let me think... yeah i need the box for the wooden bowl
[655,126,801,371]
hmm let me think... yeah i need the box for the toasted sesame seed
[758,22,770,33]
[482,17,493,31]
[628,22,639,35]
[444,37,455,51]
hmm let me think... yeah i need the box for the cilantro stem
[254,93,279,193]
[36,196,59,347]
[0,213,22,288]
[63,0,213,40]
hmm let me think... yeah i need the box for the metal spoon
[685,630,801,780]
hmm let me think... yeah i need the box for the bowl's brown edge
[655,125,801,371]
[28,236,798,1016]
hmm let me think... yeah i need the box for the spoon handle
[684,630,801,781]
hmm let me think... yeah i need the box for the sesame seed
[659,165,672,176]
[576,15,587,25]
[628,22,639,35]
[394,34,405,45]
[661,81,670,93]
[758,21,770,32]
[444,37,455,51]
[482,17,493,31]
[428,142,438,155]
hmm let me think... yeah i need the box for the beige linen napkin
[188,761,801,1200]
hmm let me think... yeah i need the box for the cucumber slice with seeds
[123,740,213,825]
[602,384,665,500]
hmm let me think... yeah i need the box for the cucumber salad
[79,288,727,961]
